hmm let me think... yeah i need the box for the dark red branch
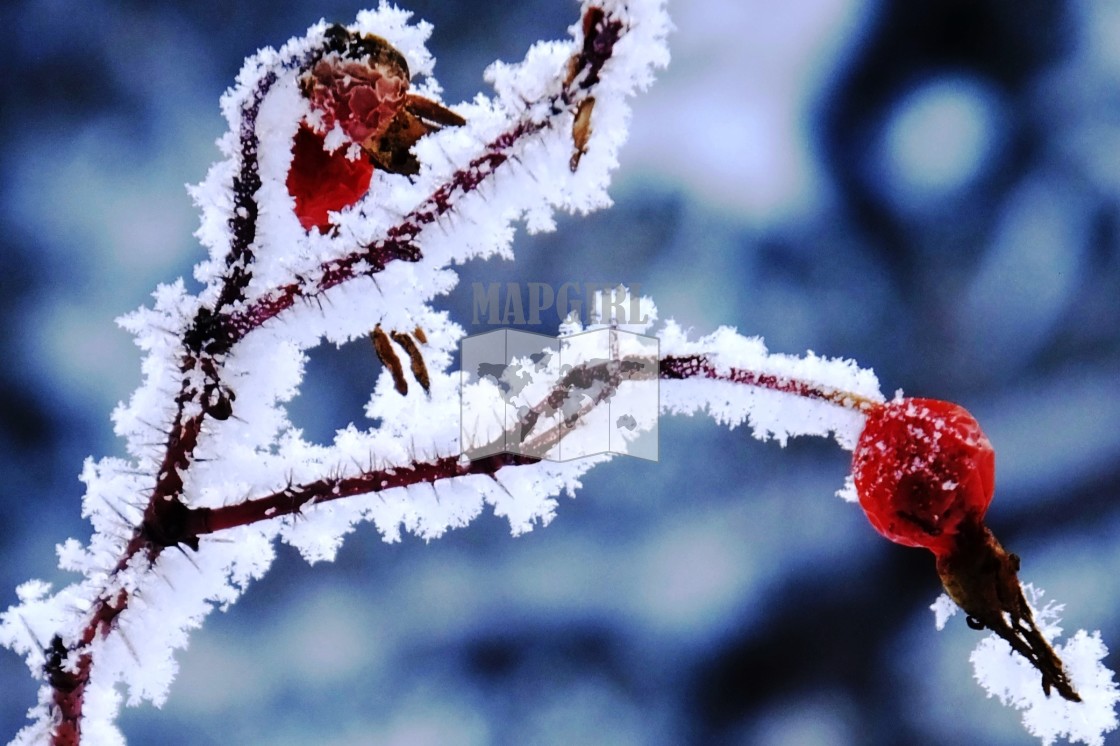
[659,354,879,413]
[178,350,875,541]
[186,45,331,356]
[218,121,542,346]
[45,365,204,745]
[184,452,540,536]
[213,71,272,313]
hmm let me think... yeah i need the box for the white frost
[930,592,958,631]
[934,585,1119,745]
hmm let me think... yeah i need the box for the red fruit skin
[286,125,374,233]
[851,398,995,557]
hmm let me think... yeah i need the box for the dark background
[2,0,1119,744]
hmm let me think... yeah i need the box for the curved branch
[178,350,871,540]
[660,354,880,413]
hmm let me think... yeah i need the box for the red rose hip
[851,397,1079,700]
[852,397,995,556]
[286,124,374,233]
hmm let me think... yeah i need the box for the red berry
[851,398,995,556]
[286,124,374,233]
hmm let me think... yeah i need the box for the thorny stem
[47,7,997,743]
[190,9,623,357]
[659,354,881,413]
[183,353,857,539]
[184,453,542,536]
[41,8,629,745]
[219,119,539,345]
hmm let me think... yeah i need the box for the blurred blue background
[2,0,1119,743]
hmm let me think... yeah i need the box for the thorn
[489,473,516,501]
[155,566,177,590]
[173,544,201,572]
[103,499,135,528]
[17,613,46,650]
[116,626,143,667]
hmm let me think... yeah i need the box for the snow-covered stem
[184,452,540,535]
[30,333,875,745]
[210,119,532,348]
[183,352,854,537]
[659,354,880,414]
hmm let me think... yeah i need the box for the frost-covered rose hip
[852,397,994,556]
[285,27,465,232]
[851,396,1081,701]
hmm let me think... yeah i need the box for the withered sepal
[936,519,1081,702]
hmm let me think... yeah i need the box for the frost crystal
[930,592,958,631]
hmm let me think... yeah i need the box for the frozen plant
[0,2,1116,745]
